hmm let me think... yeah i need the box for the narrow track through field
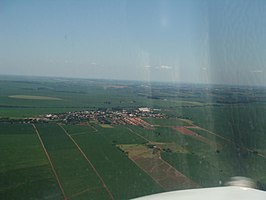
[58,124,114,200]
[32,124,67,200]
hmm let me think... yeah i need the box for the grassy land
[181,105,266,151]
[8,95,62,100]
[130,124,266,188]
[35,123,111,200]
[128,126,213,152]
[161,152,225,187]
[186,128,228,146]
[0,78,152,118]
[0,123,62,199]
[97,125,147,145]
[62,124,96,135]
[2,77,266,198]
[70,126,164,199]
[142,117,190,126]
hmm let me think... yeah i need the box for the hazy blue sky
[1,0,266,85]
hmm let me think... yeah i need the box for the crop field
[142,117,190,126]
[128,126,212,152]
[96,125,147,145]
[35,123,112,200]
[118,144,198,191]
[1,76,266,199]
[173,126,221,149]
[186,127,228,146]
[8,95,62,100]
[0,123,62,200]
[69,128,164,199]
[62,124,97,135]
[161,152,225,187]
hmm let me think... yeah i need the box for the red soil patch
[173,126,221,148]
[174,127,196,136]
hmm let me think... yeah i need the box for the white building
[138,107,151,112]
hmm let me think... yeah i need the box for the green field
[62,124,97,135]
[35,123,111,200]
[69,126,163,199]
[96,125,147,145]
[142,117,190,126]
[0,123,62,199]
[9,95,62,100]
[1,76,266,199]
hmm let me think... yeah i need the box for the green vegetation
[72,130,163,199]
[1,76,266,199]
[9,95,62,100]
[0,123,62,199]
[99,124,113,128]
[35,123,111,200]
[142,117,190,126]
[162,152,225,187]
[97,125,147,144]
[187,128,228,146]
[63,124,163,199]
[62,124,96,135]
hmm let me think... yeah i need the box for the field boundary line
[58,124,114,200]
[196,126,266,159]
[68,186,102,199]
[196,126,231,143]
[128,157,166,190]
[32,124,67,200]
[87,123,98,132]
[70,131,88,136]
[127,127,151,143]
[159,156,199,187]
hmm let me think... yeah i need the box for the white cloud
[144,65,152,68]
[252,70,263,73]
[160,65,172,69]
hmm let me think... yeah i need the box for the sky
[1,0,266,85]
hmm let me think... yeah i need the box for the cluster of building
[42,107,166,129]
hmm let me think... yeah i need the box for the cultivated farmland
[0,123,62,200]
[35,123,112,200]
[1,76,266,199]
[68,126,164,199]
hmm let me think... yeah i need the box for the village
[36,107,167,129]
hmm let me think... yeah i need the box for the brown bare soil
[118,144,198,191]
